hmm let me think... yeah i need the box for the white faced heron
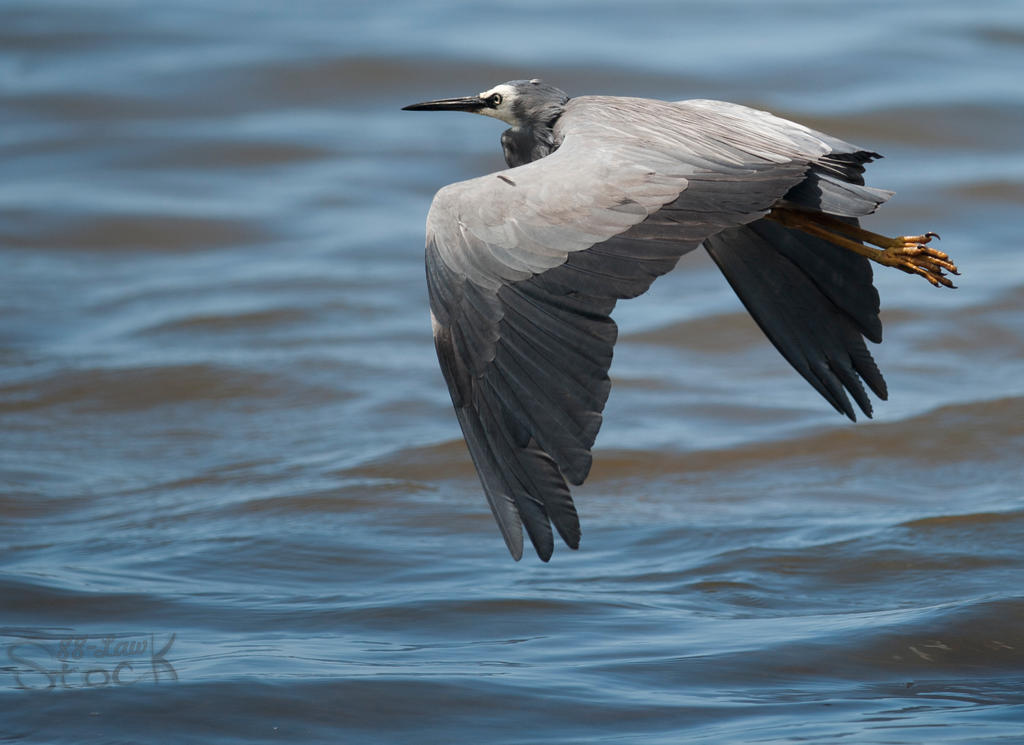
[403,79,959,561]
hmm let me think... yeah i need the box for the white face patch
[475,84,519,126]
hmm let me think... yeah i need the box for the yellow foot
[877,232,959,288]
[766,208,962,290]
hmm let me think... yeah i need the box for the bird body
[404,80,958,561]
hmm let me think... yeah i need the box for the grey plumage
[404,80,906,561]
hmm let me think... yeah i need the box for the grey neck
[501,125,561,168]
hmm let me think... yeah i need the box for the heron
[403,79,958,562]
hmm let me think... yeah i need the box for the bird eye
[488,93,503,107]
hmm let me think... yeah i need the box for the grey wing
[426,97,847,561]
[692,100,892,418]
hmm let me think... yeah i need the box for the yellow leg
[767,207,959,289]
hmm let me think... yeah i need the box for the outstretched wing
[425,96,871,560]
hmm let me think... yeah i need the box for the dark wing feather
[704,144,890,420]
[705,218,887,420]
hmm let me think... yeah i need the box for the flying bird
[403,79,958,561]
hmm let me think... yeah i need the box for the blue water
[3,1,1024,742]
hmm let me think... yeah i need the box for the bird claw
[881,232,959,288]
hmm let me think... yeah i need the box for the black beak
[402,96,486,113]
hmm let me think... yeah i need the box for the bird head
[403,79,569,129]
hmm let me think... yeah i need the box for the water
[3,1,1024,742]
